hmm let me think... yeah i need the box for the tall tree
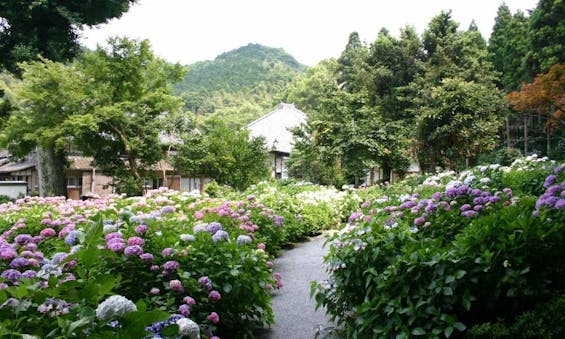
[507,64,565,155]
[524,0,565,77]
[1,38,184,196]
[0,0,137,196]
[173,119,269,191]
[489,4,530,91]
[0,0,137,74]
[417,78,505,169]
[337,32,370,93]
[412,11,503,170]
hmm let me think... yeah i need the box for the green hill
[174,43,307,126]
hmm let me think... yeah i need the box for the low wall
[0,181,27,199]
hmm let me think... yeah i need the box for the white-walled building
[248,103,307,179]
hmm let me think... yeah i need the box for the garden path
[256,233,335,339]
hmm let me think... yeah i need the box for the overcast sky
[80,0,539,66]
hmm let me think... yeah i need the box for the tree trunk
[524,116,528,154]
[506,117,511,148]
[369,167,375,186]
[36,146,67,197]
[547,131,551,156]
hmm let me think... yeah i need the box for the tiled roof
[68,156,95,170]
[248,103,307,154]
[0,152,37,173]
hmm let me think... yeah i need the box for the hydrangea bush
[313,156,565,338]
[0,181,356,338]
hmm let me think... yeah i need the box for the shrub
[313,159,565,338]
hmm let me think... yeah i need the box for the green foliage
[416,78,505,169]
[312,159,565,338]
[1,37,184,196]
[174,119,270,191]
[467,296,565,339]
[175,44,306,127]
[488,5,530,91]
[0,0,137,74]
[524,0,565,77]
[479,147,523,166]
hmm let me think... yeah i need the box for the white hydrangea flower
[180,234,195,242]
[95,295,137,320]
[176,318,200,339]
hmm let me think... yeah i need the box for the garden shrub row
[0,182,359,338]
[313,155,565,338]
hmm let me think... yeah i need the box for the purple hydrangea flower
[461,210,478,218]
[212,230,229,243]
[414,216,426,226]
[207,312,220,324]
[399,201,417,209]
[40,228,56,237]
[127,237,145,246]
[135,225,148,234]
[178,304,190,317]
[107,240,125,253]
[198,276,212,291]
[161,248,173,257]
[431,192,442,200]
[555,199,565,209]
[10,257,29,268]
[161,206,175,214]
[21,270,37,279]
[163,260,180,271]
[183,296,196,305]
[169,279,184,293]
[1,269,21,281]
[14,234,32,245]
[140,253,154,261]
[208,290,221,301]
[124,245,143,256]
[460,204,472,212]
[206,222,223,234]
[544,174,557,188]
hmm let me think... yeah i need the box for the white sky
[80,0,539,66]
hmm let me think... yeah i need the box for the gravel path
[256,234,334,339]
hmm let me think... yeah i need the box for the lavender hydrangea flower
[64,230,82,246]
[21,270,37,279]
[461,210,478,218]
[163,260,180,271]
[14,234,32,245]
[170,279,184,293]
[124,245,143,256]
[198,276,212,291]
[10,257,29,268]
[161,206,175,214]
[178,304,190,317]
[127,237,145,246]
[180,234,195,242]
[212,230,229,243]
[544,174,557,188]
[1,269,21,281]
[140,253,154,261]
[236,235,252,245]
[193,224,206,233]
[135,225,148,234]
[206,222,223,234]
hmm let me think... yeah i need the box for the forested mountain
[175,43,306,126]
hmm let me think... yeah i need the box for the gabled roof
[248,103,307,154]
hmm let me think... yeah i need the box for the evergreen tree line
[282,1,564,186]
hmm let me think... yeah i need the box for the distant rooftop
[248,103,307,154]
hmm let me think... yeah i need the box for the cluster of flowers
[534,165,565,215]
